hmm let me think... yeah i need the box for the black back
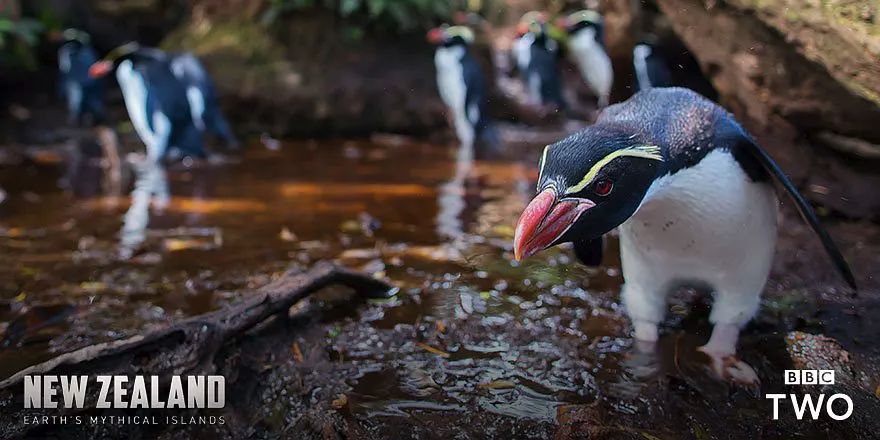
[458,47,498,147]
[598,88,857,289]
[169,53,239,148]
[518,33,565,109]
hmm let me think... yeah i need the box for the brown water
[1,138,878,438]
[0,138,627,391]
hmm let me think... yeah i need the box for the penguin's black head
[516,11,548,37]
[427,25,474,47]
[88,42,151,78]
[58,28,91,46]
[557,10,603,36]
[514,126,664,260]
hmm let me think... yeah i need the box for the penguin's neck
[633,44,653,90]
[115,60,157,151]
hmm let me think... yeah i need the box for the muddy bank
[652,0,880,218]
[161,11,447,137]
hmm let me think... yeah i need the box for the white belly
[434,46,474,145]
[568,31,612,105]
[116,61,156,149]
[619,149,778,294]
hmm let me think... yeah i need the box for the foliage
[262,0,453,33]
[0,16,44,70]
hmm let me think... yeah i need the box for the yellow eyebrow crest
[564,145,663,195]
[445,26,475,43]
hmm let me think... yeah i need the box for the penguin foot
[698,347,760,386]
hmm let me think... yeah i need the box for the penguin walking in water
[89,43,212,161]
[632,38,672,91]
[513,12,565,111]
[513,88,855,383]
[428,25,498,149]
[168,53,239,149]
[57,29,104,125]
[558,10,613,108]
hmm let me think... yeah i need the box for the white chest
[568,30,612,97]
[434,46,465,110]
[619,150,778,284]
[116,61,155,146]
[633,44,653,90]
[513,34,533,73]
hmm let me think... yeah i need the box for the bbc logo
[785,370,835,385]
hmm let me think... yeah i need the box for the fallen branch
[0,261,392,440]
[2,262,392,389]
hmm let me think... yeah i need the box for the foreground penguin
[559,10,613,108]
[513,12,565,110]
[58,29,104,125]
[632,38,672,91]
[513,88,856,383]
[428,25,498,148]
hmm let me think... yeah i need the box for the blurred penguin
[513,12,565,110]
[89,42,204,161]
[89,43,238,161]
[558,10,613,107]
[633,37,672,91]
[428,25,499,149]
[168,53,240,149]
[57,29,104,126]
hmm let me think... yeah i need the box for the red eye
[594,179,613,196]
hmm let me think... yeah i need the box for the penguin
[88,42,206,161]
[168,53,239,149]
[632,38,672,91]
[427,25,498,148]
[57,29,104,126]
[513,12,565,110]
[558,10,613,108]
[513,88,856,383]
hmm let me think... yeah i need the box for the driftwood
[0,262,393,438]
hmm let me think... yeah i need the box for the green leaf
[340,0,361,16]
[386,2,414,30]
[367,0,387,17]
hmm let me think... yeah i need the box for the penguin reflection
[436,140,474,241]
[119,160,169,259]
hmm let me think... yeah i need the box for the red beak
[426,28,444,44]
[88,60,112,78]
[513,188,595,261]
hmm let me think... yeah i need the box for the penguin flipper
[724,121,857,291]
[573,237,603,267]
